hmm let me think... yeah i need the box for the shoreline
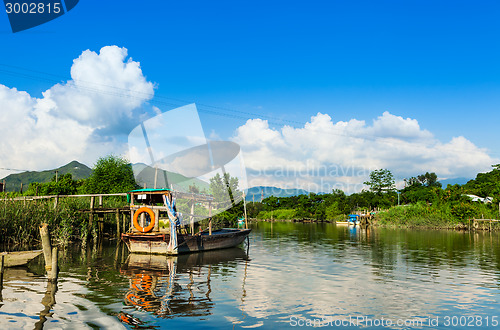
[248,217,499,231]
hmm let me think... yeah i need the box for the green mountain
[0,160,212,193]
[132,163,210,192]
[1,161,92,192]
[246,186,311,202]
[439,177,471,187]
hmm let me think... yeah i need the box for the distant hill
[0,160,212,193]
[245,186,311,202]
[1,161,92,192]
[439,177,471,187]
[131,163,210,192]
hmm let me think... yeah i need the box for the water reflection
[248,222,500,325]
[1,225,500,329]
[119,248,249,326]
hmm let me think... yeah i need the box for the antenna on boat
[140,122,168,188]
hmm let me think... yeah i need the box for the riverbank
[251,201,500,231]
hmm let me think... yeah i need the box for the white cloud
[0,46,154,179]
[233,112,497,193]
[367,111,433,141]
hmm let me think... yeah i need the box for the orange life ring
[133,207,155,233]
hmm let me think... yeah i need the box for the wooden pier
[0,190,219,239]
[1,193,130,238]
[468,218,500,231]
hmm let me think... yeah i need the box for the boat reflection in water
[118,247,249,325]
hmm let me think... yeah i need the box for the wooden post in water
[116,209,121,238]
[243,190,248,229]
[39,223,53,277]
[190,200,195,234]
[98,195,104,236]
[49,247,58,282]
[0,255,4,296]
[122,213,127,234]
[89,196,95,235]
[209,202,212,235]
[0,254,4,291]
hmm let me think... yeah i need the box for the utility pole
[55,170,59,182]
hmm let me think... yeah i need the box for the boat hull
[0,250,43,267]
[121,247,249,274]
[121,229,251,255]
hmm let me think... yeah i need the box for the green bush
[256,208,297,220]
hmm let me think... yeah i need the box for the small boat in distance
[348,214,360,226]
[1,250,43,267]
[121,189,251,255]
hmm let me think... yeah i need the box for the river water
[1,222,500,329]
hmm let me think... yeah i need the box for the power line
[0,63,498,158]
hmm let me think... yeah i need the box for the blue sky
[1,1,499,191]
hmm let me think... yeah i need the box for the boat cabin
[122,188,251,255]
[127,188,214,235]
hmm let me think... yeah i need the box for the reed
[0,196,128,246]
[375,201,498,228]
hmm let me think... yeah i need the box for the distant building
[464,194,493,204]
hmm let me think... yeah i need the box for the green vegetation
[3,159,500,247]
[248,166,500,229]
[81,155,137,194]
[0,196,127,247]
[209,172,241,209]
[0,155,133,246]
[206,172,244,228]
[364,168,396,194]
[1,160,92,192]
[25,173,83,196]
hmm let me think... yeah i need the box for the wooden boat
[335,221,350,225]
[121,247,249,274]
[122,228,251,255]
[0,249,43,267]
[121,189,251,255]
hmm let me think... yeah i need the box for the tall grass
[256,208,298,220]
[0,196,128,248]
[375,201,498,228]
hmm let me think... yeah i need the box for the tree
[463,164,500,198]
[364,169,395,194]
[81,155,137,194]
[209,173,241,209]
[188,183,200,193]
[417,172,441,188]
[401,172,442,204]
[26,173,80,196]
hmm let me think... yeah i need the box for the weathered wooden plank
[0,250,43,267]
